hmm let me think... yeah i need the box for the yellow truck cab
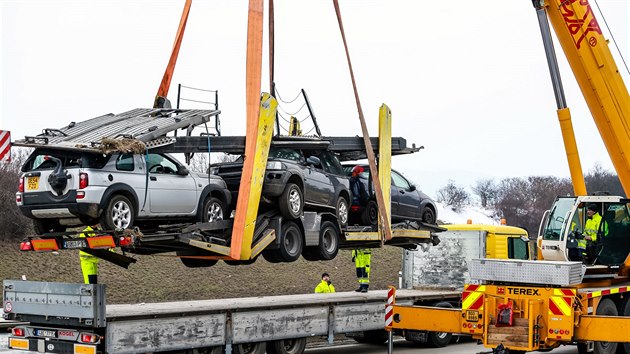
[442,224,530,260]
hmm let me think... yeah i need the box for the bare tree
[472,179,498,208]
[0,148,35,240]
[436,180,469,211]
[188,153,241,174]
[585,163,625,197]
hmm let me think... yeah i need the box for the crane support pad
[388,305,464,333]
[574,315,630,342]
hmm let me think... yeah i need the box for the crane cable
[332,0,392,242]
[593,0,629,75]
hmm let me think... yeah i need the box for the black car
[212,148,351,226]
[342,164,437,225]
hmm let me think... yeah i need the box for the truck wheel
[266,337,307,354]
[176,251,218,268]
[199,197,225,222]
[360,200,378,225]
[279,183,303,220]
[594,298,618,354]
[277,221,303,262]
[303,221,340,261]
[427,302,453,347]
[336,196,349,227]
[100,194,134,230]
[232,342,266,354]
[621,298,630,354]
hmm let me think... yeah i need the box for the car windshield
[269,148,302,162]
[23,149,109,172]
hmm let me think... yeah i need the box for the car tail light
[79,173,89,189]
[16,194,22,203]
[12,328,25,337]
[80,333,100,343]
[20,241,33,251]
[119,236,133,247]
[351,205,361,212]
[18,177,24,193]
[76,191,85,200]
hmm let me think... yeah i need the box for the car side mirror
[177,165,189,176]
[408,185,416,192]
[306,156,321,166]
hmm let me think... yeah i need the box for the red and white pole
[386,286,396,354]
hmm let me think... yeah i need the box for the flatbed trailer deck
[3,280,460,354]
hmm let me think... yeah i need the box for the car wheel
[200,197,225,223]
[336,196,349,227]
[176,251,218,268]
[100,194,134,230]
[266,338,307,354]
[360,200,378,225]
[422,207,436,225]
[278,183,303,220]
[316,221,340,260]
[33,219,65,234]
[594,298,618,354]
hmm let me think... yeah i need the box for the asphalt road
[1,333,583,354]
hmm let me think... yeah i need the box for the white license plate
[34,329,56,338]
[63,240,87,249]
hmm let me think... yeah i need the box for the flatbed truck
[3,280,460,354]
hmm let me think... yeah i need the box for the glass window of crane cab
[542,197,578,241]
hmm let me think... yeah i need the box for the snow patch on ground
[436,202,499,225]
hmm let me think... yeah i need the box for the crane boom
[536,0,630,195]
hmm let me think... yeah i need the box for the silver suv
[16,148,231,233]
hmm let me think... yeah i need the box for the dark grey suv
[212,148,351,225]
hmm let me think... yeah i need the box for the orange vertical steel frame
[154,0,192,106]
[230,0,264,260]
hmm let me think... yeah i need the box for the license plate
[63,240,87,249]
[27,176,39,191]
[466,310,479,322]
[34,328,57,338]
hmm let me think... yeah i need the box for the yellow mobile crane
[387,1,630,353]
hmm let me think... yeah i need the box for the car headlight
[266,161,282,170]
[209,167,220,175]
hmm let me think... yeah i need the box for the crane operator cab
[538,196,630,267]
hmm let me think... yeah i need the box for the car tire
[427,302,453,347]
[593,298,618,354]
[33,219,65,234]
[360,200,379,226]
[421,207,436,225]
[266,338,307,354]
[278,183,303,220]
[232,342,266,354]
[100,194,134,230]
[336,196,349,227]
[199,197,225,223]
[176,251,219,268]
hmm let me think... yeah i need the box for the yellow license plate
[466,310,479,322]
[74,343,96,354]
[27,176,39,190]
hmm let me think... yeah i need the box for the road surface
[1,333,582,354]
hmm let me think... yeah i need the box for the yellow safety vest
[314,280,336,293]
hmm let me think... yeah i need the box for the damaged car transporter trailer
[387,1,630,354]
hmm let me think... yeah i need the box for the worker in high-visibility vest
[314,273,336,293]
[79,224,100,284]
[581,204,607,263]
[352,249,371,293]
